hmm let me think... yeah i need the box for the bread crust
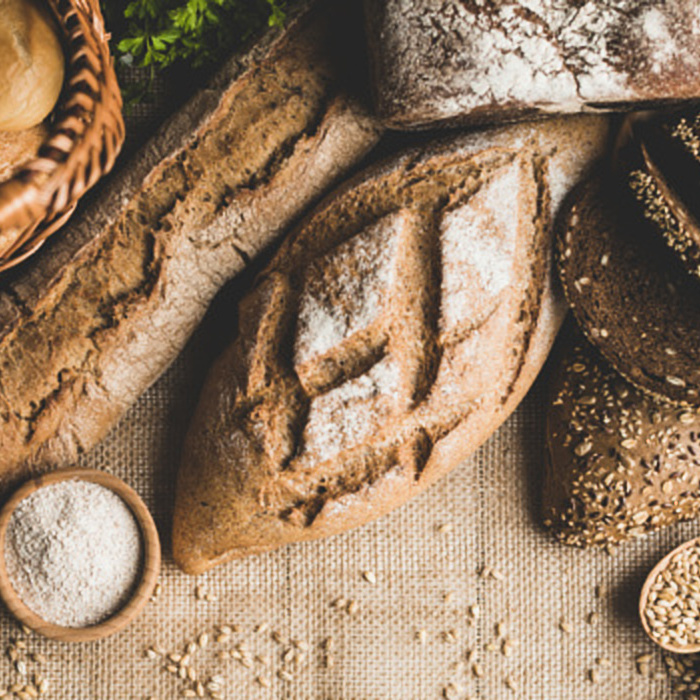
[0,0,64,130]
[557,174,700,405]
[364,0,700,130]
[173,116,610,574]
[544,326,700,548]
[0,0,382,491]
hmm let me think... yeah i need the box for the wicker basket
[0,0,125,272]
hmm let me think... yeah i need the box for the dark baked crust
[622,108,700,279]
[364,0,700,130]
[544,326,700,548]
[557,174,700,405]
[173,116,610,574]
[0,0,382,491]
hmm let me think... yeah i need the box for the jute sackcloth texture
[0,66,696,700]
[0,305,695,699]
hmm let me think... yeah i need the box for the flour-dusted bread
[557,175,700,405]
[364,0,700,130]
[173,116,611,574]
[0,0,382,490]
[544,328,700,548]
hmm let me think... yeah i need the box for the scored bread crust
[0,0,382,491]
[173,116,611,574]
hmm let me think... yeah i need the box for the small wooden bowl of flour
[0,469,160,642]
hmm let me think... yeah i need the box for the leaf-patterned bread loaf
[544,329,700,548]
[173,116,610,574]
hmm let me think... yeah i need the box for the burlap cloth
[0,69,696,700]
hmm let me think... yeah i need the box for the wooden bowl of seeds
[640,537,700,653]
[0,468,160,642]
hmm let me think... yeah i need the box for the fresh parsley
[102,0,286,85]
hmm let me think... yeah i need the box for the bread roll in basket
[0,0,124,272]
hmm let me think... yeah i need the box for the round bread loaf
[173,116,610,574]
[557,174,700,405]
[0,0,65,131]
[544,326,700,548]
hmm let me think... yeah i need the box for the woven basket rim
[0,0,125,272]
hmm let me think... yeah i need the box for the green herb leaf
[104,0,288,87]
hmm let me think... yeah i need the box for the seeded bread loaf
[173,115,611,574]
[557,174,700,405]
[364,0,700,130]
[0,0,382,490]
[544,327,700,548]
[623,107,700,280]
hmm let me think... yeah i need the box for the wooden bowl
[0,468,160,642]
[639,536,700,654]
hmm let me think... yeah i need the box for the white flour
[439,161,518,334]
[294,211,404,366]
[377,0,700,119]
[5,480,142,628]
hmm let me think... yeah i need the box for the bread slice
[544,325,700,548]
[622,108,700,279]
[0,0,382,490]
[364,0,700,130]
[173,116,610,574]
[557,174,700,405]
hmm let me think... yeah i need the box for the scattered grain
[362,571,376,584]
[587,612,600,625]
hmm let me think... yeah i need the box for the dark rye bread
[0,0,382,491]
[622,108,700,279]
[173,116,610,574]
[557,174,700,405]
[544,327,700,548]
[364,0,700,130]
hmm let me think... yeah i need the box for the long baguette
[0,0,382,489]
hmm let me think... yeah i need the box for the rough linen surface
[0,319,692,698]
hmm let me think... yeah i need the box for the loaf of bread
[557,174,700,405]
[544,327,700,548]
[0,0,64,130]
[622,107,700,280]
[364,0,700,130]
[172,115,611,574]
[0,0,382,490]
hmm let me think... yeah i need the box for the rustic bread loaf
[0,0,382,490]
[364,0,700,130]
[0,0,65,130]
[544,326,700,548]
[557,174,700,405]
[173,115,611,574]
[622,107,700,280]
